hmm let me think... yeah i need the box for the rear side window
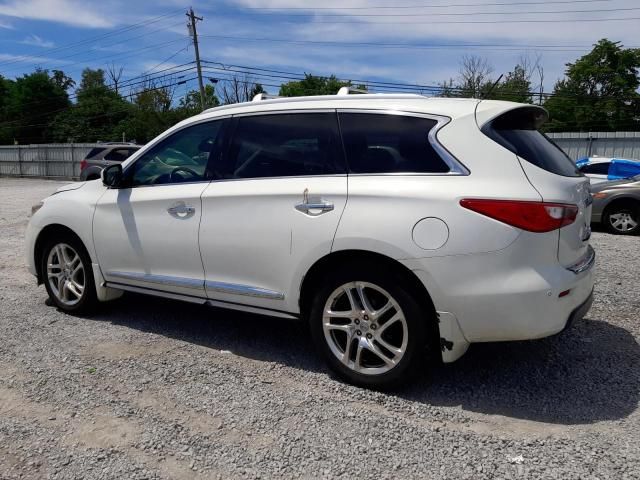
[218,113,344,179]
[579,162,609,175]
[339,113,450,174]
[482,107,581,177]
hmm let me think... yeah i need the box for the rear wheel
[41,235,97,314]
[603,201,640,235]
[309,267,430,389]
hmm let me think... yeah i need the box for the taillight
[80,159,88,171]
[460,199,578,233]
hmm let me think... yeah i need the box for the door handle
[295,199,334,216]
[167,201,196,218]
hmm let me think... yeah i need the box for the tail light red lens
[80,159,88,171]
[460,199,578,233]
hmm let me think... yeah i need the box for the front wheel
[41,236,97,314]
[309,268,430,389]
[603,202,640,235]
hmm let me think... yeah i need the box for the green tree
[3,69,71,144]
[52,68,131,142]
[544,39,640,132]
[490,65,533,103]
[279,74,364,97]
[178,85,220,114]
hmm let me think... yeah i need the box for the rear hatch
[479,105,592,267]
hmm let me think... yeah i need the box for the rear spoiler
[475,102,548,130]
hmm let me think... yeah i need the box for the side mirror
[102,164,123,188]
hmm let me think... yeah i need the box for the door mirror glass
[102,163,123,187]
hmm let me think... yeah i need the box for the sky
[0,0,638,99]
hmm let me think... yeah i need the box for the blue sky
[0,0,638,98]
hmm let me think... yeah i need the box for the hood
[54,182,85,194]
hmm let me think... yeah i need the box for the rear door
[198,111,347,314]
[481,107,591,266]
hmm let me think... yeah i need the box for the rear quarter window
[481,107,581,177]
[339,113,450,174]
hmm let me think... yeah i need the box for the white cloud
[20,34,54,48]
[0,0,114,28]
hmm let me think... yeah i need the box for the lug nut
[354,319,360,325]
[363,315,369,320]
[366,333,373,339]
[371,324,377,330]
[356,330,362,336]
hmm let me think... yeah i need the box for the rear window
[579,162,610,175]
[482,107,581,177]
[85,147,107,159]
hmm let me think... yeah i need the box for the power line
[234,6,640,17]
[201,61,640,102]
[0,20,186,76]
[0,9,184,70]
[278,16,640,24]
[235,0,614,9]
[199,35,626,53]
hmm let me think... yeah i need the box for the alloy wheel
[46,243,85,306]
[322,281,408,376]
[609,210,638,233]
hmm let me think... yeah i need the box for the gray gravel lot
[0,176,639,479]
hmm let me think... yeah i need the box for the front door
[199,112,348,314]
[93,119,227,297]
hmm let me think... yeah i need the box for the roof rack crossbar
[336,86,368,96]
[252,93,282,102]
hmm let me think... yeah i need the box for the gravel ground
[0,176,638,480]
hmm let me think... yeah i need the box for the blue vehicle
[576,156,640,184]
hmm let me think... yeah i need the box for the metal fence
[1,133,639,180]
[548,131,640,161]
[0,144,99,179]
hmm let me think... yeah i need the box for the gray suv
[79,143,141,181]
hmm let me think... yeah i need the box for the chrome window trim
[105,271,204,290]
[205,280,285,300]
[336,108,470,176]
[231,108,335,118]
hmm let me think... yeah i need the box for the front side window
[214,113,343,179]
[127,121,224,186]
[339,113,450,174]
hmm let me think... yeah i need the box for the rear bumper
[563,288,594,332]
[402,240,596,344]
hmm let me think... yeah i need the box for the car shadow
[82,292,639,426]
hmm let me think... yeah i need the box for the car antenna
[480,74,504,100]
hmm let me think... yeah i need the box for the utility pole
[186,7,206,111]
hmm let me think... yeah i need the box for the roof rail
[252,93,282,102]
[336,86,368,96]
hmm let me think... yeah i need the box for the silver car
[591,175,640,235]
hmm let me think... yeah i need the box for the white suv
[26,93,595,388]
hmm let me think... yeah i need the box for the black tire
[603,201,640,235]
[309,266,431,389]
[40,234,98,314]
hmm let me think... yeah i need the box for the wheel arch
[34,224,87,284]
[603,195,640,215]
[299,249,441,356]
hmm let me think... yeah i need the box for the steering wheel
[169,166,200,182]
